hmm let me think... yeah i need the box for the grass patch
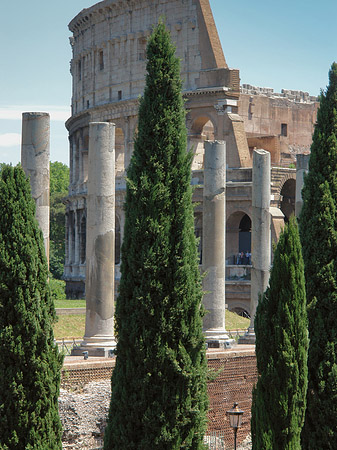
[53,305,249,340]
[226,310,250,330]
[53,315,85,340]
[54,299,86,308]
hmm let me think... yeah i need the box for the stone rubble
[238,433,252,450]
[59,380,110,449]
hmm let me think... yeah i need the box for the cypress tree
[251,216,308,450]
[104,22,208,450]
[0,165,63,450]
[300,63,337,449]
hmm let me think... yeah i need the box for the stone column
[202,141,231,347]
[240,149,271,344]
[74,122,116,356]
[21,112,50,265]
[295,154,310,218]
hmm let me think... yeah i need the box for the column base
[71,335,116,357]
[238,327,256,345]
[204,328,235,349]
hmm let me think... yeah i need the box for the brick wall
[62,347,257,447]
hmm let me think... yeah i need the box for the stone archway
[115,127,125,176]
[80,214,86,264]
[226,211,252,265]
[279,178,296,221]
[188,116,215,170]
[230,306,251,319]
[194,212,203,264]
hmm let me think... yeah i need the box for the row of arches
[66,212,122,267]
[69,115,217,188]
[70,186,295,270]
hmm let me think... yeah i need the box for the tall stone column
[74,122,116,356]
[202,141,231,346]
[21,112,50,265]
[295,154,310,218]
[240,149,271,344]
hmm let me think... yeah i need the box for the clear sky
[1,0,336,166]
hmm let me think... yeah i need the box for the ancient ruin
[72,122,116,356]
[202,140,229,343]
[64,0,318,321]
[295,153,310,217]
[240,149,271,343]
[21,112,50,264]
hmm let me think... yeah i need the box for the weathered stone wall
[69,0,227,117]
[239,85,318,165]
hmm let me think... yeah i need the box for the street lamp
[226,402,244,450]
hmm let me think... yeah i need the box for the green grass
[53,307,249,340]
[54,299,86,308]
[53,315,85,340]
[226,310,250,330]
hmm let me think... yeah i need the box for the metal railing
[204,431,226,449]
[55,338,81,355]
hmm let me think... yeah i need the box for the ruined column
[202,141,231,347]
[21,112,50,265]
[74,122,116,356]
[240,149,271,344]
[295,154,310,218]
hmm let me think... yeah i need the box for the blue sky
[1,0,336,166]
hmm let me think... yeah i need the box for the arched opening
[82,134,89,183]
[115,127,125,176]
[115,215,121,265]
[226,211,251,265]
[230,307,251,319]
[239,214,251,263]
[189,116,215,171]
[80,214,86,264]
[280,178,295,222]
[194,213,203,264]
[70,211,75,264]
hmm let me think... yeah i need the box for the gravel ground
[59,380,110,449]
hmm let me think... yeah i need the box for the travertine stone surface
[202,141,228,340]
[295,153,309,217]
[64,0,244,298]
[81,122,116,353]
[21,112,50,264]
[240,149,271,344]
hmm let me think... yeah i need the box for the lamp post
[226,402,244,450]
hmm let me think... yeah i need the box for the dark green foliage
[0,165,63,450]
[300,63,337,449]
[252,217,308,450]
[104,23,208,450]
[49,275,66,301]
[50,162,69,279]
[50,161,69,195]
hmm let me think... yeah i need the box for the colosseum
[64,0,318,317]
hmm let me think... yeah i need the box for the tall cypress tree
[251,216,308,450]
[104,23,208,450]
[300,63,337,449]
[0,165,63,450]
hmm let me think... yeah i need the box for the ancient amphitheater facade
[64,0,318,315]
